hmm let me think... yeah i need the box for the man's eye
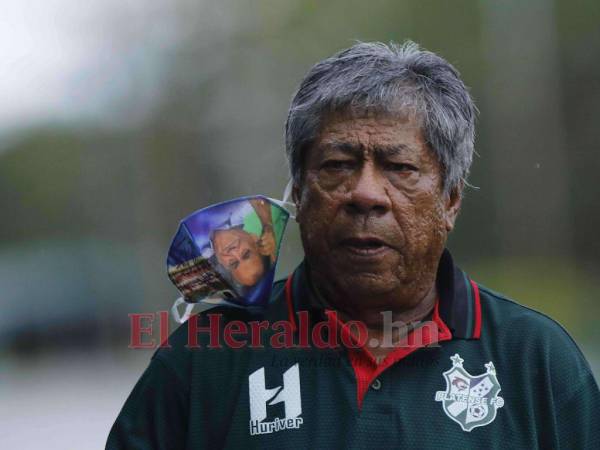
[242,249,251,260]
[229,261,239,270]
[387,163,418,172]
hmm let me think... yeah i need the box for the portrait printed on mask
[167,196,289,307]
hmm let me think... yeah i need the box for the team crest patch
[435,354,504,432]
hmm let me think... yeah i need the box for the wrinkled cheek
[298,180,339,255]
[299,176,341,220]
[309,174,345,201]
[393,203,446,271]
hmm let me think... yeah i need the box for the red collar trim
[470,279,482,339]
[328,299,452,363]
[331,299,452,408]
[284,274,297,331]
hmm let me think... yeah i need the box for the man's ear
[292,182,300,205]
[444,182,463,232]
[292,182,302,222]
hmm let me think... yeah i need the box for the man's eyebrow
[373,144,413,157]
[319,141,414,158]
[318,140,363,157]
[222,237,241,253]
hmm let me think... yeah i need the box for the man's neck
[308,266,436,323]
[307,266,437,361]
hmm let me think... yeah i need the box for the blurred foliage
[466,258,600,344]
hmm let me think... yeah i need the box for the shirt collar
[284,248,482,340]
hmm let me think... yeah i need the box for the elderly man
[107,42,599,449]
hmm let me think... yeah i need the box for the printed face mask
[167,195,290,319]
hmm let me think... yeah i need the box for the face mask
[167,188,294,323]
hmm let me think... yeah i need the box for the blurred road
[0,351,150,450]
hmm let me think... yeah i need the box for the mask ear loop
[282,177,294,205]
[171,297,196,323]
[171,295,247,323]
[269,178,296,219]
[171,296,224,323]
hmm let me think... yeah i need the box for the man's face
[295,111,461,306]
[212,228,264,287]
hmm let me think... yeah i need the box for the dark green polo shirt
[107,250,600,449]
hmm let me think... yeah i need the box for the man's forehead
[320,107,419,129]
[213,228,243,245]
[316,115,426,157]
[318,110,422,143]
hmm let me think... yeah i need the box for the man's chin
[334,270,398,296]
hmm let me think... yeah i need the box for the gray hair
[285,41,476,194]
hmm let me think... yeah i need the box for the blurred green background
[1,1,599,448]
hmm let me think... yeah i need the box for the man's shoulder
[477,282,577,338]
[476,282,595,381]
[152,278,289,366]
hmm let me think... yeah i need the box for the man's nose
[343,163,391,216]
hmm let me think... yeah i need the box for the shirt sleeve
[541,315,600,450]
[105,356,189,450]
[555,371,600,449]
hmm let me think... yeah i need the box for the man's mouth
[339,237,390,256]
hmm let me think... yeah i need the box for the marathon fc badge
[435,354,504,432]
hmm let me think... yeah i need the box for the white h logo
[248,363,303,435]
